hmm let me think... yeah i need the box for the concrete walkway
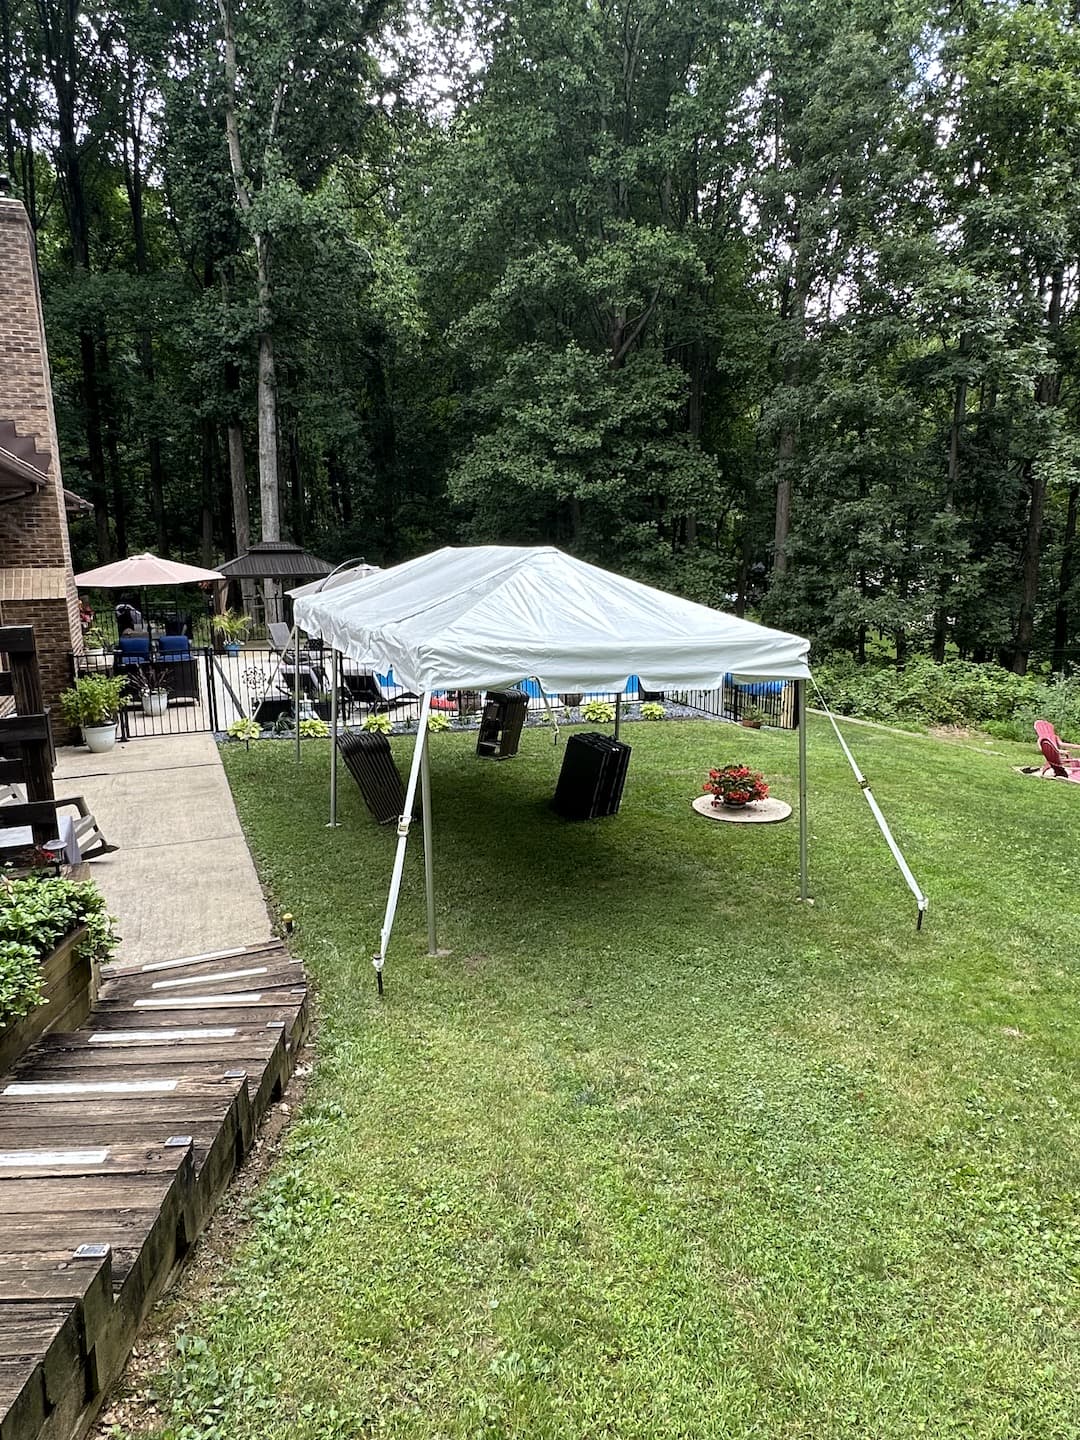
[53,733,271,963]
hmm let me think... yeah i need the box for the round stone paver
[691,794,793,824]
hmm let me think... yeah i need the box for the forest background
[3,0,1079,674]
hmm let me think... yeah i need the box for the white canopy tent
[293,545,813,988]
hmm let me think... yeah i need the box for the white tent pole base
[291,623,302,764]
[327,649,340,828]
[373,691,433,992]
[797,678,809,901]
[420,730,436,955]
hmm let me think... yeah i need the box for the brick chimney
[0,194,83,734]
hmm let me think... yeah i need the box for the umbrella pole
[328,649,340,827]
[420,724,436,955]
[797,678,809,900]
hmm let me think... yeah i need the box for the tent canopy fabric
[287,561,381,600]
[293,545,810,693]
[75,552,223,586]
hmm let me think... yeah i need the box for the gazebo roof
[217,541,334,581]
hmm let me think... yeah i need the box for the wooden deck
[0,938,308,1440]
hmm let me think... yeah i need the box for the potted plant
[131,665,170,718]
[211,609,250,654]
[703,764,769,809]
[740,702,766,729]
[58,675,128,753]
[82,626,108,663]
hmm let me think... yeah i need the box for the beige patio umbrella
[76,553,225,639]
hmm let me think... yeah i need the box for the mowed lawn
[146,720,1078,1439]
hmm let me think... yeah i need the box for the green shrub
[298,717,329,738]
[814,658,1047,731]
[59,674,128,727]
[362,712,393,734]
[0,877,119,1028]
[427,712,451,732]
[0,941,43,1026]
[581,699,616,723]
[640,702,666,721]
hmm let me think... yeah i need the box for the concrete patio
[53,732,271,963]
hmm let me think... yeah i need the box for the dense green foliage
[3,0,1080,672]
[816,656,1080,739]
[121,723,1080,1437]
[0,876,119,1026]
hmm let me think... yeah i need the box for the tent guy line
[810,675,929,928]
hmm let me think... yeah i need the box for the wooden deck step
[0,935,308,1440]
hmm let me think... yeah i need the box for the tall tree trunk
[773,267,807,579]
[200,418,215,567]
[1052,482,1078,673]
[1011,265,1065,676]
[121,70,168,553]
[98,333,127,556]
[933,360,968,663]
[80,331,112,561]
[43,2,110,560]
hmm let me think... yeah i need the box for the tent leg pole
[373,692,433,991]
[420,729,437,955]
[292,624,302,764]
[328,650,340,828]
[797,678,809,901]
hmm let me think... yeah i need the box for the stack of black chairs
[337,730,408,825]
[476,689,528,760]
[551,731,631,820]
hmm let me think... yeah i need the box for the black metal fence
[69,641,797,742]
[671,678,797,728]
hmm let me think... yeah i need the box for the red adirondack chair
[1034,719,1077,757]
[1038,735,1080,782]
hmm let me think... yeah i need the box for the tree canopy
[3,0,1079,671]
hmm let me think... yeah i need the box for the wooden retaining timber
[0,927,93,1077]
[0,938,307,1440]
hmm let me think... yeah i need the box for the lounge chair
[1037,736,1080,782]
[0,780,117,857]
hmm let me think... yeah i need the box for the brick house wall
[0,195,83,739]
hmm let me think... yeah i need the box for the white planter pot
[83,723,117,754]
[141,691,169,718]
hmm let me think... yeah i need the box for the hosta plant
[640,702,666,721]
[227,717,261,742]
[581,699,616,723]
[362,712,393,734]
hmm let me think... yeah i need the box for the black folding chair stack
[476,689,529,760]
[336,730,409,825]
[551,731,631,820]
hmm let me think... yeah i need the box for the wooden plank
[0,717,50,746]
[100,939,286,979]
[0,1358,46,1440]
[0,676,15,699]
[0,1142,189,1178]
[0,627,36,655]
[0,757,23,781]
[0,1305,83,1433]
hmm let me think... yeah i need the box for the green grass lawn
[146,720,1078,1439]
